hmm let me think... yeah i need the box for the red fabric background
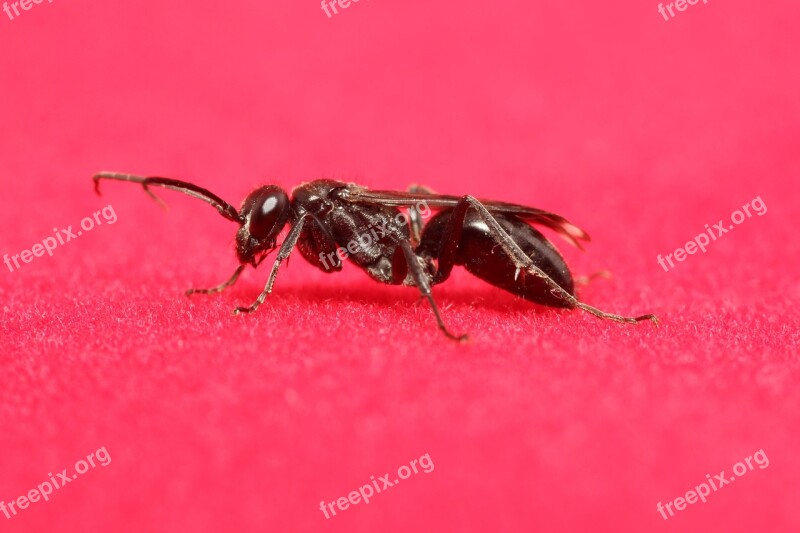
[1,0,798,531]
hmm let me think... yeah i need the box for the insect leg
[396,240,468,342]
[447,196,657,325]
[406,184,436,245]
[232,213,311,315]
[93,172,243,224]
[186,264,246,296]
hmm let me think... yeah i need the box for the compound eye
[245,186,290,240]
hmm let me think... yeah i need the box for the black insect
[92,172,657,341]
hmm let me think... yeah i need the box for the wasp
[93,172,657,341]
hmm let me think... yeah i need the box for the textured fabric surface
[1,1,798,531]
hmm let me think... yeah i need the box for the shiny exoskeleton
[93,173,657,340]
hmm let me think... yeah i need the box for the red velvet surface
[1,1,798,531]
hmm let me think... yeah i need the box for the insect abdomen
[420,211,576,308]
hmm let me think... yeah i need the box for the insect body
[417,210,576,309]
[92,172,657,341]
